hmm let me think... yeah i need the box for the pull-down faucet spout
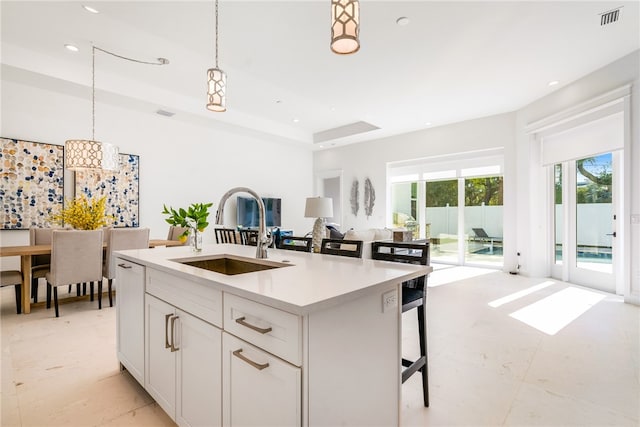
[215,187,272,259]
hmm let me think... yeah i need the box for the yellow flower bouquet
[49,195,112,230]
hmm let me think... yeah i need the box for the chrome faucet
[215,187,272,259]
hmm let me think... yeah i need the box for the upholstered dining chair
[29,227,54,303]
[167,225,189,245]
[0,270,23,314]
[277,236,312,252]
[214,227,240,244]
[103,227,150,308]
[45,229,103,317]
[371,240,430,407]
[319,238,364,258]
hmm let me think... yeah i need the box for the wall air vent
[156,109,175,117]
[599,6,622,26]
[313,121,380,143]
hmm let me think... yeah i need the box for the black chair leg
[14,284,22,314]
[31,278,39,303]
[108,279,113,307]
[46,283,52,309]
[68,284,72,293]
[417,304,429,407]
[83,283,87,295]
[90,282,94,301]
[76,283,81,296]
[53,287,59,317]
[98,281,102,310]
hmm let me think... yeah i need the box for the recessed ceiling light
[425,122,432,126]
[396,17,410,26]
[293,118,300,123]
[275,100,282,104]
[64,44,79,52]
[82,5,99,13]
[548,80,559,86]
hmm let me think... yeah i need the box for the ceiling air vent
[599,6,622,26]
[156,109,175,117]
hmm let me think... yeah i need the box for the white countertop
[116,244,432,314]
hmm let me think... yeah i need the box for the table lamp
[305,197,334,253]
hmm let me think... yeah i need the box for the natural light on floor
[427,264,495,287]
[488,281,556,308]
[509,287,606,335]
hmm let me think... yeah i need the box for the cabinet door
[222,333,301,427]
[145,294,177,420]
[115,259,145,385]
[176,309,222,427]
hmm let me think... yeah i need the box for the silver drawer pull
[165,314,172,349]
[233,349,269,371]
[117,263,132,269]
[235,316,272,334]
[170,316,179,352]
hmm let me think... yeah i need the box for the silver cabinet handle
[117,263,132,269]
[233,349,269,371]
[170,316,179,352]
[235,316,272,334]
[165,314,172,349]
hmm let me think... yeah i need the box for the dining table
[0,239,184,314]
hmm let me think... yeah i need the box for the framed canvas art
[75,153,140,227]
[0,137,64,229]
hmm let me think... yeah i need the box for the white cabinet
[222,332,301,427]
[145,294,222,427]
[115,257,145,385]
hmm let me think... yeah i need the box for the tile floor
[1,266,638,426]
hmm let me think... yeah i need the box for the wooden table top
[0,239,184,257]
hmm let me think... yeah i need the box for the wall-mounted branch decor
[364,177,376,218]
[350,178,360,216]
[1,137,64,229]
[75,153,140,227]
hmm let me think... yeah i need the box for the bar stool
[372,240,430,407]
[1,270,23,314]
[319,238,363,258]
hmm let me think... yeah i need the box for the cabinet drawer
[147,269,223,328]
[224,293,302,366]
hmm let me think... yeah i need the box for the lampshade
[65,139,120,171]
[305,197,334,218]
[331,0,360,55]
[206,67,227,112]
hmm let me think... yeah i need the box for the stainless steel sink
[174,255,290,276]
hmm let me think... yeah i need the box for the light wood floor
[1,266,638,426]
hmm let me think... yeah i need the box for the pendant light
[207,0,227,112]
[331,0,360,55]
[65,46,169,171]
[65,46,120,171]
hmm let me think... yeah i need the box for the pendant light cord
[215,0,219,68]
[90,45,169,141]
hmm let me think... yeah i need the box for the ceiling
[2,1,639,149]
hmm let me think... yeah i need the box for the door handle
[606,232,617,237]
[170,316,179,352]
[233,349,269,371]
[117,263,132,269]
[235,316,272,334]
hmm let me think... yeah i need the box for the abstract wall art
[364,177,376,218]
[75,153,140,227]
[0,137,64,229]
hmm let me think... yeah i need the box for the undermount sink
[174,255,290,276]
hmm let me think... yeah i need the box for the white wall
[515,50,639,301]
[313,112,516,269]
[0,76,314,257]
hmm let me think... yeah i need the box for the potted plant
[49,195,112,230]
[162,202,213,251]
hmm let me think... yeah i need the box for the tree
[425,180,458,207]
[465,177,503,206]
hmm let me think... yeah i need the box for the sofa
[334,228,394,259]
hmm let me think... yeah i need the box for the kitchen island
[115,243,431,427]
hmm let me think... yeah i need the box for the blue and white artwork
[0,137,64,229]
[75,153,140,227]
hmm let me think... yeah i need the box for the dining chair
[371,240,430,407]
[319,238,363,258]
[277,236,312,252]
[214,227,240,244]
[167,225,189,245]
[103,228,150,308]
[0,270,23,314]
[29,227,53,303]
[45,229,103,317]
[239,229,259,246]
